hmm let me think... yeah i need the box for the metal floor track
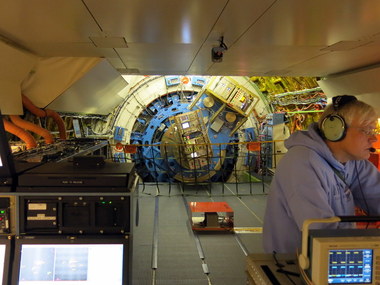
[132,182,268,285]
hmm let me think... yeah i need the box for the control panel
[19,195,131,235]
[0,196,16,234]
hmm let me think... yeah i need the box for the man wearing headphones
[263,95,380,254]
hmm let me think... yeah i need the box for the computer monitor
[0,236,12,285]
[12,235,130,285]
[309,234,380,284]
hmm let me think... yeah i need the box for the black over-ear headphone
[320,95,358,142]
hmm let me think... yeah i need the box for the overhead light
[211,36,228,63]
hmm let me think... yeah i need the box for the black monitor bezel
[11,235,130,285]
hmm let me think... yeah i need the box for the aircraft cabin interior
[1,1,380,284]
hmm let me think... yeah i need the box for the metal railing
[111,140,284,196]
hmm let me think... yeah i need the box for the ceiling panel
[0,0,380,77]
[26,43,106,57]
[204,0,277,45]
[83,0,228,44]
[207,45,326,76]
[116,43,198,74]
[187,0,278,74]
[0,0,100,46]
[238,0,380,47]
[287,43,380,77]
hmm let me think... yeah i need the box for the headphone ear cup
[321,115,347,142]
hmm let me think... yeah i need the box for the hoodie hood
[284,122,343,170]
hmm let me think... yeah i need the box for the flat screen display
[328,249,373,284]
[14,236,128,285]
[0,244,6,283]
[0,236,11,285]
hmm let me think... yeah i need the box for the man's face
[341,121,378,161]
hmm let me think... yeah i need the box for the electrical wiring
[270,92,326,107]
[296,249,315,285]
[299,266,314,285]
[354,161,370,216]
[354,161,373,229]
[267,90,326,133]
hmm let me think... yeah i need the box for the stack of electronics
[0,116,137,285]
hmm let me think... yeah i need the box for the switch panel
[19,196,131,234]
[25,201,58,231]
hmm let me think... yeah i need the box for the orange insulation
[3,119,37,150]
[45,109,67,140]
[9,115,54,144]
[21,95,46,117]
[22,94,67,140]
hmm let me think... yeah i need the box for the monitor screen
[0,236,12,285]
[13,236,129,285]
[0,244,6,283]
[309,234,380,285]
[328,249,373,284]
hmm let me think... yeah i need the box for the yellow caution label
[234,227,263,234]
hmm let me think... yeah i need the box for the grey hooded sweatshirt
[263,123,380,254]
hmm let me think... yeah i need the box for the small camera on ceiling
[211,36,228,63]
[211,46,226,63]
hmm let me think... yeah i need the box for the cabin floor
[132,182,268,285]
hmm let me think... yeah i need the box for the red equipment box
[189,202,234,231]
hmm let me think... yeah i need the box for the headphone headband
[332,95,357,111]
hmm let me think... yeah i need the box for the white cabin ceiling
[1,0,380,77]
